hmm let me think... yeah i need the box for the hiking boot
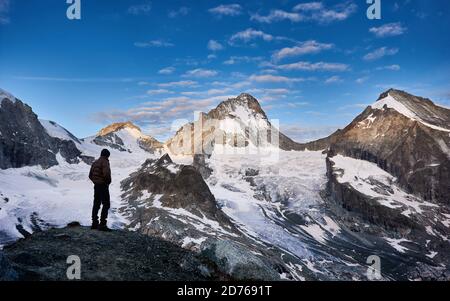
[98,224,112,232]
[91,221,99,230]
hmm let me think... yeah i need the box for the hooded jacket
[89,156,112,185]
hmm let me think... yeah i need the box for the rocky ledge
[0,223,229,281]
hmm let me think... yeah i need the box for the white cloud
[207,40,224,51]
[134,40,174,48]
[251,1,357,24]
[309,2,357,23]
[209,4,242,17]
[147,89,173,95]
[363,47,398,61]
[272,40,333,61]
[249,74,304,83]
[369,22,407,38]
[158,67,176,75]
[376,64,401,71]
[277,61,349,71]
[223,56,264,65]
[293,2,323,11]
[128,2,152,15]
[229,28,276,44]
[325,76,342,84]
[247,88,290,95]
[158,80,198,88]
[168,6,190,18]
[183,68,218,78]
[250,10,303,23]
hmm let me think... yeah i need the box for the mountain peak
[208,93,267,120]
[371,89,450,132]
[97,121,141,137]
[377,88,417,102]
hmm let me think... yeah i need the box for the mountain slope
[326,89,450,204]
[0,91,84,169]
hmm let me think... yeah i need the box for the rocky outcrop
[1,224,229,281]
[200,240,281,281]
[120,154,236,234]
[0,93,83,169]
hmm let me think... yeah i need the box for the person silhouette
[88,149,112,231]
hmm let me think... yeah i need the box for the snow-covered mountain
[1,88,449,280]
[166,93,302,156]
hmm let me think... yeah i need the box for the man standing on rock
[89,149,112,231]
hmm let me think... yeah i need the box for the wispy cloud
[182,68,218,78]
[272,40,333,61]
[369,22,407,38]
[325,75,343,84]
[0,0,10,24]
[13,76,137,83]
[158,67,176,75]
[223,56,264,65]
[376,64,401,71]
[128,2,152,15]
[228,28,288,45]
[293,2,323,12]
[249,74,305,83]
[146,89,173,95]
[207,40,224,51]
[134,40,174,48]
[251,1,357,24]
[363,47,398,61]
[251,10,303,23]
[157,80,198,88]
[168,6,190,18]
[309,1,357,24]
[276,61,349,72]
[208,4,242,17]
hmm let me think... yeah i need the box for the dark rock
[2,226,228,281]
[0,95,82,169]
[0,251,18,281]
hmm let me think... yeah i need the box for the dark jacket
[89,156,111,185]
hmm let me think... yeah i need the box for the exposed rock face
[120,154,236,234]
[324,155,450,277]
[325,89,450,205]
[93,121,163,154]
[165,93,304,155]
[0,92,83,169]
[1,224,228,281]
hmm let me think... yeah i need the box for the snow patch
[372,93,450,132]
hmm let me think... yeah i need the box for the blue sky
[1,0,449,142]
